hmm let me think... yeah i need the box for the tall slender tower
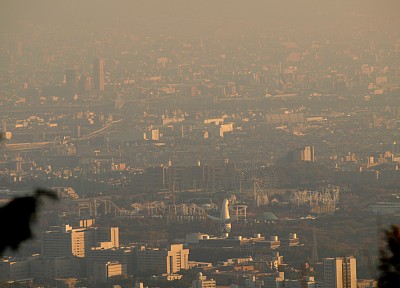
[311,228,318,264]
[93,58,104,91]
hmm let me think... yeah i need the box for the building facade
[42,224,119,258]
[136,244,189,275]
[323,257,356,288]
[192,272,216,288]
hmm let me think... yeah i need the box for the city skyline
[1,0,399,287]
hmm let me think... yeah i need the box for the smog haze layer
[2,0,400,37]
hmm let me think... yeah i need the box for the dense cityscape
[1,1,400,287]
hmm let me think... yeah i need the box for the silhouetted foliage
[378,225,400,287]
[0,189,58,256]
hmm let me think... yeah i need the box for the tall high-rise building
[93,58,105,91]
[323,257,357,288]
[342,257,357,288]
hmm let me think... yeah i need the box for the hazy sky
[1,0,399,37]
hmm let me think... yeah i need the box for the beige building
[42,225,93,258]
[288,145,315,162]
[42,225,119,258]
[151,129,160,140]
[94,227,119,247]
[192,272,216,288]
[219,123,234,137]
[93,261,123,283]
[136,244,189,275]
[342,257,357,288]
[87,246,132,280]
[301,146,315,162]
[323,257,357,288]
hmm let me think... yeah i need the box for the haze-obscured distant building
[93,58,105,91]
[287,145,315,162]
[78,74,92,92]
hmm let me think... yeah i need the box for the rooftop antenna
[172,181,176,216]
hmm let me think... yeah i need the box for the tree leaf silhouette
[0,189,58,255]
[378,224,400,287]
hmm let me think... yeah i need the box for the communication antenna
[311,227,318,264]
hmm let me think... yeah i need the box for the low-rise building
[136,244,189,275]
[192,272,216,288]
